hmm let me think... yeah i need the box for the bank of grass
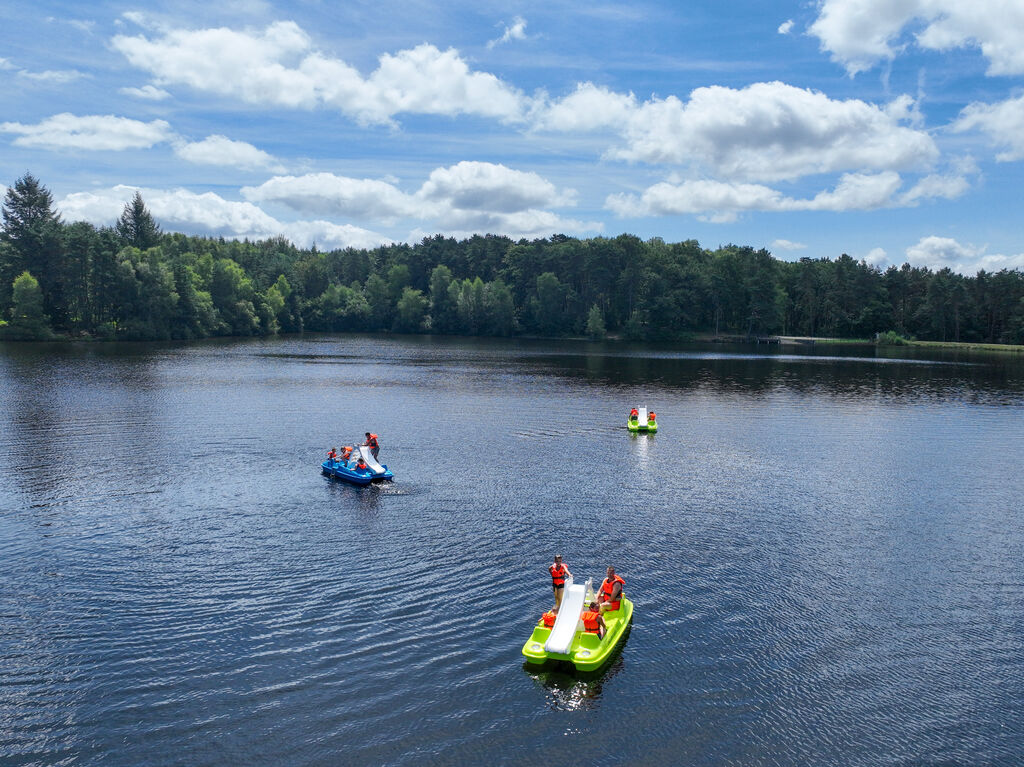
[906,339,1024,354]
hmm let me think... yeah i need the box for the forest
[3,173,1024,344]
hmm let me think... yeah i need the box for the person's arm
[611,582,622,601]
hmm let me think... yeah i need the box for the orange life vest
[356,459,367,470]
[630,408,638,417]
[648,411,656,421]
[549,563,568,587]
[540,611,556,627]
[328,450,337,460]
[581,610,601,633]
[600,575,625,609]
[367,434,379,448]
[341,446,353,459]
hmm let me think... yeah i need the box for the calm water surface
[1,336,1023,766]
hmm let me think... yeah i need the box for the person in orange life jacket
[648,410,656,422]
[363,432,380,460]
[356,457,368,471]
[327,447,338,463]
[549,554,573,609]
[598,566,625,614]
[629,407,639,421]
[581,601,606,639]
[340,446,353,461]
[539,606,558,628]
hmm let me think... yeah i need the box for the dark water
[2,336,1023,766]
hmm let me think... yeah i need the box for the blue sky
[2,0,1023,274]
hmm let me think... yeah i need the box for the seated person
[539,606,558,628]
[327,447,338,463]
[648,410,657,422]
[356,457,368,471]
[598,566,625,614]
[629,407,639,421]
[340,446,353,461]
[581,601,606,639]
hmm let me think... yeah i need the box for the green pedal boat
[522,578,634,672]
[627,406,658,433]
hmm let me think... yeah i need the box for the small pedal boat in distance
[522,578,634,672]
[627,406,658,433]
[321,446,393,485]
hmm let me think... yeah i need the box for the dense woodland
[3,173,1024,344]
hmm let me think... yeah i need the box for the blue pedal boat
[321,446,393,485]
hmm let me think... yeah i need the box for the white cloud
[488,16,528,48]
[952,93,1024,162]
[243,162,578,229]
[242,173,417,221]
[119,84,171,100]
[899,172,971,204]
[111,21,528,126]
[16,69,85,84]
[605,171,921,219]
[810,0,1024,76]
[771,239,806,251]
[905,235,1024,275]
[0,58,15,70]
[864,247,888,266]
[777,20,794,35]
[57,185,389,249]
[418,161,574,212]
[0,113,173,151]
[174,135,285,172]
[559,82,937,182]
[533,83,638,132]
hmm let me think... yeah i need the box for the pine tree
[1,174,66,326]
[116,192,162,250]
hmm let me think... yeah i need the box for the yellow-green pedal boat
[522,578,634,672]
[627,406,657,433]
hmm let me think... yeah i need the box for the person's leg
[553,586,564,609]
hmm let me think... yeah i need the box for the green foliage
[876,330,911,345]
[586,304,606,339]
[116,192,162,251]
[395,287,427,332]
[4,271,52,339]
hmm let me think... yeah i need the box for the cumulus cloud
[952,93,1024,162]
[541,82,936,182]
[111,21,528,126]
[119,84,171,100]
[242,173,418,221]
[810,0,1024,76]
[533,83,638,132]
[777,20,794,35]
[488,16,527,48]
[864,247,888,266]
[57,185,389,249]
[174,135,285,172]
[242,162,582,232]
[0,113,173,150]
[418,161,574,212]
[771,239,806,251]
[604,170,941,220]
[905,236,1024,274]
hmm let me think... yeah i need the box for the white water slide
[358,445,386,475]
[636,407,648,422]
[544,577,593,654]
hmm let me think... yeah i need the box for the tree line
[2,173,1024,344]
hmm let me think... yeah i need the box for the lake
[1,335,1023,766]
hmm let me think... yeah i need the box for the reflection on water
[2,335,1023,767]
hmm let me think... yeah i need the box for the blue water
[1,336,1023,765]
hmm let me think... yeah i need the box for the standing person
[363,432,380,460]
[549,554,573,609]
[598,566,625,613]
